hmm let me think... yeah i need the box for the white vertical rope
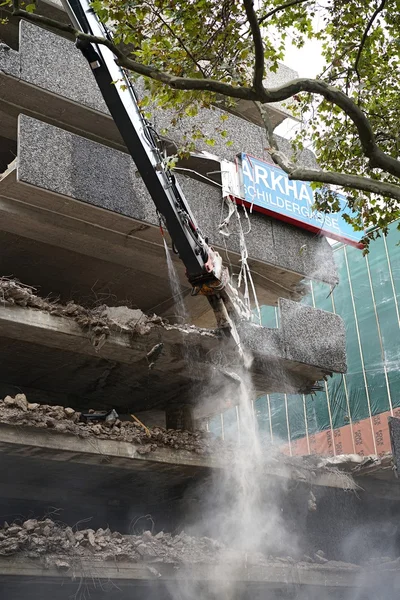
[383,235,400,328]
[310,281,336,456]
[302,394,311,455]
[365,252,394,416]
[284,394,292,456]
[343,246,377,455]
[330,278,356,453]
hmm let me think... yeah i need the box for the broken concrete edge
[0,276,218,346]
[0,44,20,77]
[0,518,378,585]
[0,555,378,586]
[0,418,360,491]
[2,518,380,582]
[237,298,346,374]
[317,452,394,477]
[0,278,346,388]
[3,519,400,581]
[0,406,228,466]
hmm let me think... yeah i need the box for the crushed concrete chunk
[0,395,230,458]
[0,518,370,571]
[4,394,28,411]
[103,306,146,330]
[23,519,38,532]
[87,530,96,547]
[55,559,70,571]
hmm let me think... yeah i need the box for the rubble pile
[0,518,363,572]
[0,394,229,456]
[0,277,111,348]
[0,518,227,567]
[0,277,176,348]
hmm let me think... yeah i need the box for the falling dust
[170,363,296,600]
[161,231,297,597]
[163,238,188,323]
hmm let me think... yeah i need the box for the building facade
[210,221,399,457]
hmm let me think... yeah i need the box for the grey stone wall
[0,43,20,76]
[17,114,337,284]
[237,298,346,373]
[280,298,346,373]
[19,20,107,113]
[3,21,316,167]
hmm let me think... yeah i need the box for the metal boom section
[61,0,250,337]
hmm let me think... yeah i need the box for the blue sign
[240,153,363,247]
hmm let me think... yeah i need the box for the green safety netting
[210,221,400,446]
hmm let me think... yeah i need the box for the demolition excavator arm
[61,0,250,340]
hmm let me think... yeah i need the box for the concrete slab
[4,114,337,287]
[0,423,358,490]
[237,298,346,375]
[0,275,346,413]
[0,44,20,76]
[0,555,369,589]
[1,23,337,287]
[1,19,289,142]
[279,298,347,373]
[0,117,340,329]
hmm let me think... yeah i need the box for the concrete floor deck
[0,555,392,598]
[0,299,344,414]
[0,423,358,490]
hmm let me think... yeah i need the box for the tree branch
[13,6,400,182]
[11,8,259,101]
[242,0,265,92]
[258,0,309,25]
[142,1,207,77]
[257,79,400,179]
[354,0,386,80]
[256,101,400,202]
[287,168,400,202]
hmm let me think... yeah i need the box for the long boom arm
[61,0,249,336]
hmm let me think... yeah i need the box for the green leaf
[87,0,399,243]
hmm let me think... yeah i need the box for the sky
[274,14,326,138]
[274,35,339,245]
[284,37,325,79]
[274,39,324,138]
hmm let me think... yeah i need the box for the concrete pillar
[165,404,195,431]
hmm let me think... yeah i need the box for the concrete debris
[307,490,317,512]
[0,519,362,570]
[146,343,164,363]
[0,395,229,457]
[4,394,28,412]
[0,519,224,566]
[314,550,328,564]
[0,277,201,348]
[0,278,111,349]
[308,452,393,477]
